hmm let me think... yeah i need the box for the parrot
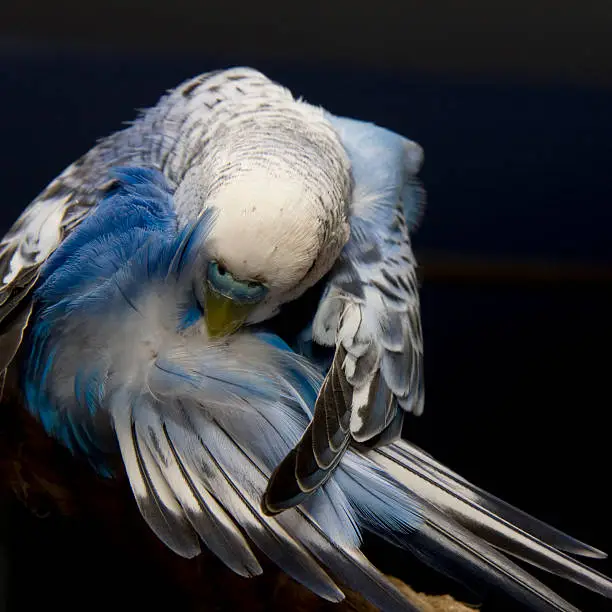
[0,66,425,510]
[0,67,610,611]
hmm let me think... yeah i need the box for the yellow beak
[204,283,257,338]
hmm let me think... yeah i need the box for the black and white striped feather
[42,307,612,611]
[28,279,612,611]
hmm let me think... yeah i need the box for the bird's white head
[173,102,352,336]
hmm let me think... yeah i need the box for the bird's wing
[0,160,104,396]
[265,115,426,512]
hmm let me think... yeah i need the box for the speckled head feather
[172,93,352,321]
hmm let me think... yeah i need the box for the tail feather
[169,438,264,577]
[212,417,422,611]
[339,452,583,611]
[109,389,431,609]
[359,440,612,607]
[135,395,263,576]
[388,439,605,559]
[120,396,345,602]
[290,514,423,612]
[408,519,581,612]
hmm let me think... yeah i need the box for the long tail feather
[210,417,420,611]
[339,453,583,611]
[355,441,612,607]
[383,439,605,558]
[109,383,427,609]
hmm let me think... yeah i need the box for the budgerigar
[0,67,425,510]
[0,68,610,611]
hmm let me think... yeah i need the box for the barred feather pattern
[22,168,421,610]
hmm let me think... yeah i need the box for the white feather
[2,195,68,284]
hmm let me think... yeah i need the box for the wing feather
[266,115,426,509]
[112,394,201,558]
[367,440,612,599]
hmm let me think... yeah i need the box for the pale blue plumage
[20,166,612,611]
[326,113,425,230]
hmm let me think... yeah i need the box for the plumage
[0,68,427,509]
[2,70,611,611]
[10,168,611,611]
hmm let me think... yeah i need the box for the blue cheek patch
[178,300,204,331]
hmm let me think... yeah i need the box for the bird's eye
[207,261,268,304]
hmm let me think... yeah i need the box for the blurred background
[1,1,611,610]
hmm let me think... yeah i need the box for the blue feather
[23,167,216,470]
[256,331,322,414]
[255,331,294,353]
[168,208,218,278]
[39,167,177,287]
[326,114,425,230]
[178,301,204,331]
[110,166,171,188]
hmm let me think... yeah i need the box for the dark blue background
[1,47,611,611]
